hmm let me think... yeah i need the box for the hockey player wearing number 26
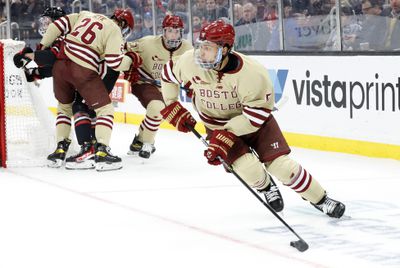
[160,19,346,218]
[39,9,142,171]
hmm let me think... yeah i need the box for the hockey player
[160,19,346,218]
[124,14,193,159]
[39,8,142,171]
[13,7,125,170]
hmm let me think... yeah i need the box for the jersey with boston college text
[126,35,192,81]
[161,49,275,136]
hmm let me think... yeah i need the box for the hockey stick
[187,125,309,252]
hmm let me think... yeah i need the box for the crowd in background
[1,0,400,52]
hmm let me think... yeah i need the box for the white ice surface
[1,123,400,268]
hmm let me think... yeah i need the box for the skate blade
[65,160,95,170]
[47,159,64,168]
[95,162,123,172]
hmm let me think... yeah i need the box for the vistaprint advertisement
[255,55,400,146]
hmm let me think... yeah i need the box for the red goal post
[0,41,6,167]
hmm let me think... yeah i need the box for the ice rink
[1,123,399,268]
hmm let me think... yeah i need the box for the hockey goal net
[0,39,55,168]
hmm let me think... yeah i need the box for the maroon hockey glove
[13,47,33,68]
[204,130,236,166]
[125,51,143,69]
[160,101,197,133]
[124,66,140,84]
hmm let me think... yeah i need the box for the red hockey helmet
[199,19,235,48]
[112,8,134,39]
[113,8,134,29]
[162,15,184,29]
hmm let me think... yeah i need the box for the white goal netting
[1,39,55,167]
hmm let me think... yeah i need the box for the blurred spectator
[357,0,386,50]
[233,3,243,25]
[192,10,208,40]
[235,2,256,25]
[192,12,202,32]
[128,14,145,40]
[24,0,44,21]
[167,0,187,13]
[126,0,141,13]
[192,0,206,19]
[324,4,362,50]
[143,11,154,36]
[255,0,267,21]
[104,0,120,13]
[142,0,153,13]
[381,0,400,50]
[216,0,229,9]
[10,0,27,24]
[156,14,166,34]
[0,0,5,21]
[283,0,293,17]
[265,4,280,50]
[292,0,310,14]
[91,0,103,14]
[263,2,278,21]
[155,0,168,14]
[205,0,228,22]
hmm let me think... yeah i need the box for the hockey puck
[290,240,309,252]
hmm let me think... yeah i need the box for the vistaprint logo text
[293,71,400,118]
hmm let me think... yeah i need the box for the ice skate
[139,143,156,159]
[47,139,71,168]
[127,135,143,155]
[312,194,345,218]
[65,142,95,170]
[128,135,155,158]
[258,182,284,212]
[95,143,122,171]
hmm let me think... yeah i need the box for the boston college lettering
[198,88,238,99]
[199,99,242,110]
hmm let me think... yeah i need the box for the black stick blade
[290,240,309,252]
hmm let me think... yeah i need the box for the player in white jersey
[40,8,142,171]
[124,15,193,159]
[160,20,346,218]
